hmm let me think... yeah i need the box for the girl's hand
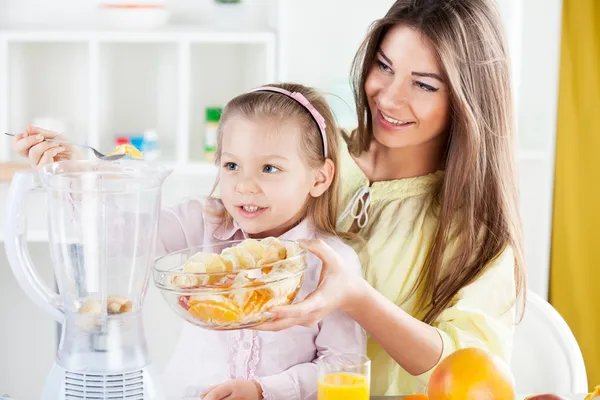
[253,239,367,331]
[12,125,81,167]
[201,379,262,400]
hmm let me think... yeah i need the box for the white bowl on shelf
[99,4,170,30]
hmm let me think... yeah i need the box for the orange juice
[317,372,369,400]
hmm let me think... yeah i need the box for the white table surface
[371,395,587,399]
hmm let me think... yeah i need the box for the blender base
[42,362,166,400]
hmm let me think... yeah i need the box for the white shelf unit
[0,29,277,172]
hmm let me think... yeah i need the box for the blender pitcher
[3,160,170,400]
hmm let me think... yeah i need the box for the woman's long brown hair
[349,0,526,324]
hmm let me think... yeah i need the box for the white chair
[511,290,588,394]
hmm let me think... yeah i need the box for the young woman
[257,0,526,396]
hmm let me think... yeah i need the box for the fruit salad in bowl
[153,238,307,330]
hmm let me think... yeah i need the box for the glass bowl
[153,239,307,330]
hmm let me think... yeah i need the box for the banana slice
[260,237,287,265]
[110,144,144,159]
[78,296,133,316]
[183,252,233,285]
[222,246,256,269]
[260,272,303,299]
[184,252,232,273]
[107,295,133,314]
[239,239,264,261]
[170,274,199,288]
[285,243,301,258]
[79,298,102,316]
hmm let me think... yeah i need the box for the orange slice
[188,297,241,324]
[241,290,270,315]
[259,293,290,313]
[404,395,428,400]
[585,386,600,400]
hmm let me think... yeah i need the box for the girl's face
[218,116,330,238]
[365,24,450,151]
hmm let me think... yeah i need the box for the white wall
[0,0,273,29]
[513,0,563,299]
[0,242,56,399]
[277,0,395,130]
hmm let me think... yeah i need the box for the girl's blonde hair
[349,0,526,323]
[213,82,340,237]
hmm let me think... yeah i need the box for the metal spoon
[4,132,125,161]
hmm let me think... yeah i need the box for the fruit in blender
[107,295,133,314]
[78,295,133,315]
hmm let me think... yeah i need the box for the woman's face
[365,24,450,150]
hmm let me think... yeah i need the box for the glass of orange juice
[317,354,370,400]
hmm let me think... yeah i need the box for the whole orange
[427,348,515,400]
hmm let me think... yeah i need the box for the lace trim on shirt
[248,330,260,380]
[257,379,272,400]
[229,330,241,380]
[256,376,301,400]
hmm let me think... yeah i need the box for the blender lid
[37,159,172,193]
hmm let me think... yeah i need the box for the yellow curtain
[550,0,600,390]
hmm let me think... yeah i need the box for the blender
[3,160,170,399]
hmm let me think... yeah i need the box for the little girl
[12,83,366,400]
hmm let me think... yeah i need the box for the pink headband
[249,86,328,158]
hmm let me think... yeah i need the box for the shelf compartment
[188,42,272,163]
[97,42,178,162]
[5,42,89,161]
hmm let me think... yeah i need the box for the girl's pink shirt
[158,197,366,400]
